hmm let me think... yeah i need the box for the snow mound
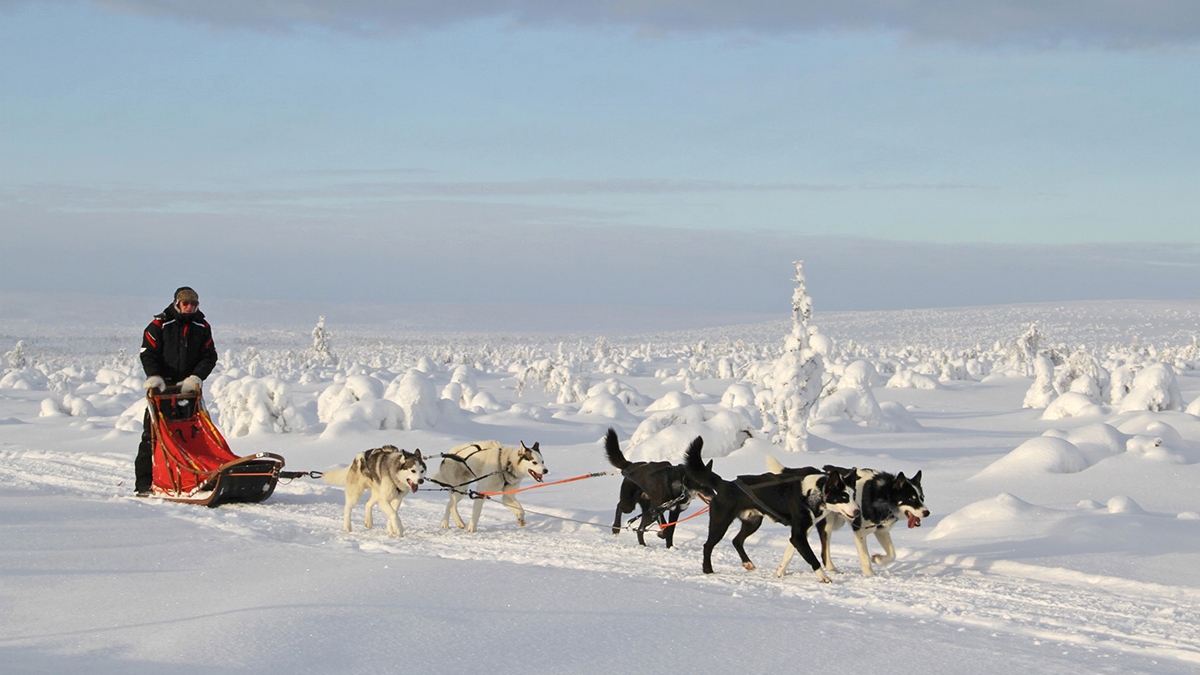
[1106,495,1146,514]
[578,393,635,421]
[646,391,695,412]
[973,435,1090,479]
[1042,423,1126,464]
[885,369,941,390]
[927,493,1062,541]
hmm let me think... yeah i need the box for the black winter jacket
[140,304,218,385]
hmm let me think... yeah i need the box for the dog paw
[518,518,526,527]
[816,572,832,584]
[743,562,756,571]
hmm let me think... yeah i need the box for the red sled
[148,387,285,507]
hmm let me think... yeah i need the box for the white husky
[322,446,426,537]
[436,440,547,532]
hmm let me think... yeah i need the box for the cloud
[4,201,1200,313]
[59,0,1200,48]
[0,179,983,215]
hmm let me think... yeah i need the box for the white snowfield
[3,295,1200,674]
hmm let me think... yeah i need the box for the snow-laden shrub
[630,404,710,446]
[1054,348,1109,401]
[468,391,506,413]
[39,398,67,417]
[385,369,441,429]
[213,376,309,436]
[886,370,941,390]
[719,382,763,429]
[720,383,756,409]
[1041,392,1105,420]
[444,365,478,407]
[1118,362,1184,413]
[810,360,905,431]
[1107,364,1137,406]
[113,398,149,432]
[0,367,48,390]
[322,399,406,437]
[316,375,384,423]
[628,407,755,462]
[811,384,890,431]
[1022,355,1057,409]
[547,366,589,404]
[587,378,651,407]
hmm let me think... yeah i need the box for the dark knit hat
[174,286,199,304]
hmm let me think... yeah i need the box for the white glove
[180,375,202,394]
[143,375,166,391]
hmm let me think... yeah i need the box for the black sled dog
[603,427,696,548]
[684,440,858,583]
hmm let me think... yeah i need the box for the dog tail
[604,428,632,471]
[321,465,350,486]
[683,435,717,494]
[764,455,785,474]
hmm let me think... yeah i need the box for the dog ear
[911,470,922,485]
[705,460,713,472]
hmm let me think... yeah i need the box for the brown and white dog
[436,440,547,532]
[323,445,426,537]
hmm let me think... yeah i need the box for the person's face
[176,299,198,314]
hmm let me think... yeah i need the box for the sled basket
[148,387,285,507]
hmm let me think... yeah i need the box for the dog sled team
[322,428,928,583]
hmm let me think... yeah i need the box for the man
[135,286,218,495]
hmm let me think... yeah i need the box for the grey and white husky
[323,445,426,537]
[436,440,547,532]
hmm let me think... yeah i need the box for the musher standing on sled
[135,286,218,496]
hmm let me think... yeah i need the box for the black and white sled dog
[436,440,547,532]
[322,445,427,537]
[685,440,858,583]
[604,427,696,548]
[767,456,929,577]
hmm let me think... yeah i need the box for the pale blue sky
[2,1,1199,311]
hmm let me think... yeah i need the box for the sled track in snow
[4,448,1200,666]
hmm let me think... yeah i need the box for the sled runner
[147,386,286,507]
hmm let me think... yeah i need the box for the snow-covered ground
[3,293,1200,674]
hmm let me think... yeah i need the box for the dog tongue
[410,481,419,492]
[907,513,921,529]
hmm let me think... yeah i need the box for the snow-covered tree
[769,260,825,452]
[310,316,337,367]
[5,340,29,370]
